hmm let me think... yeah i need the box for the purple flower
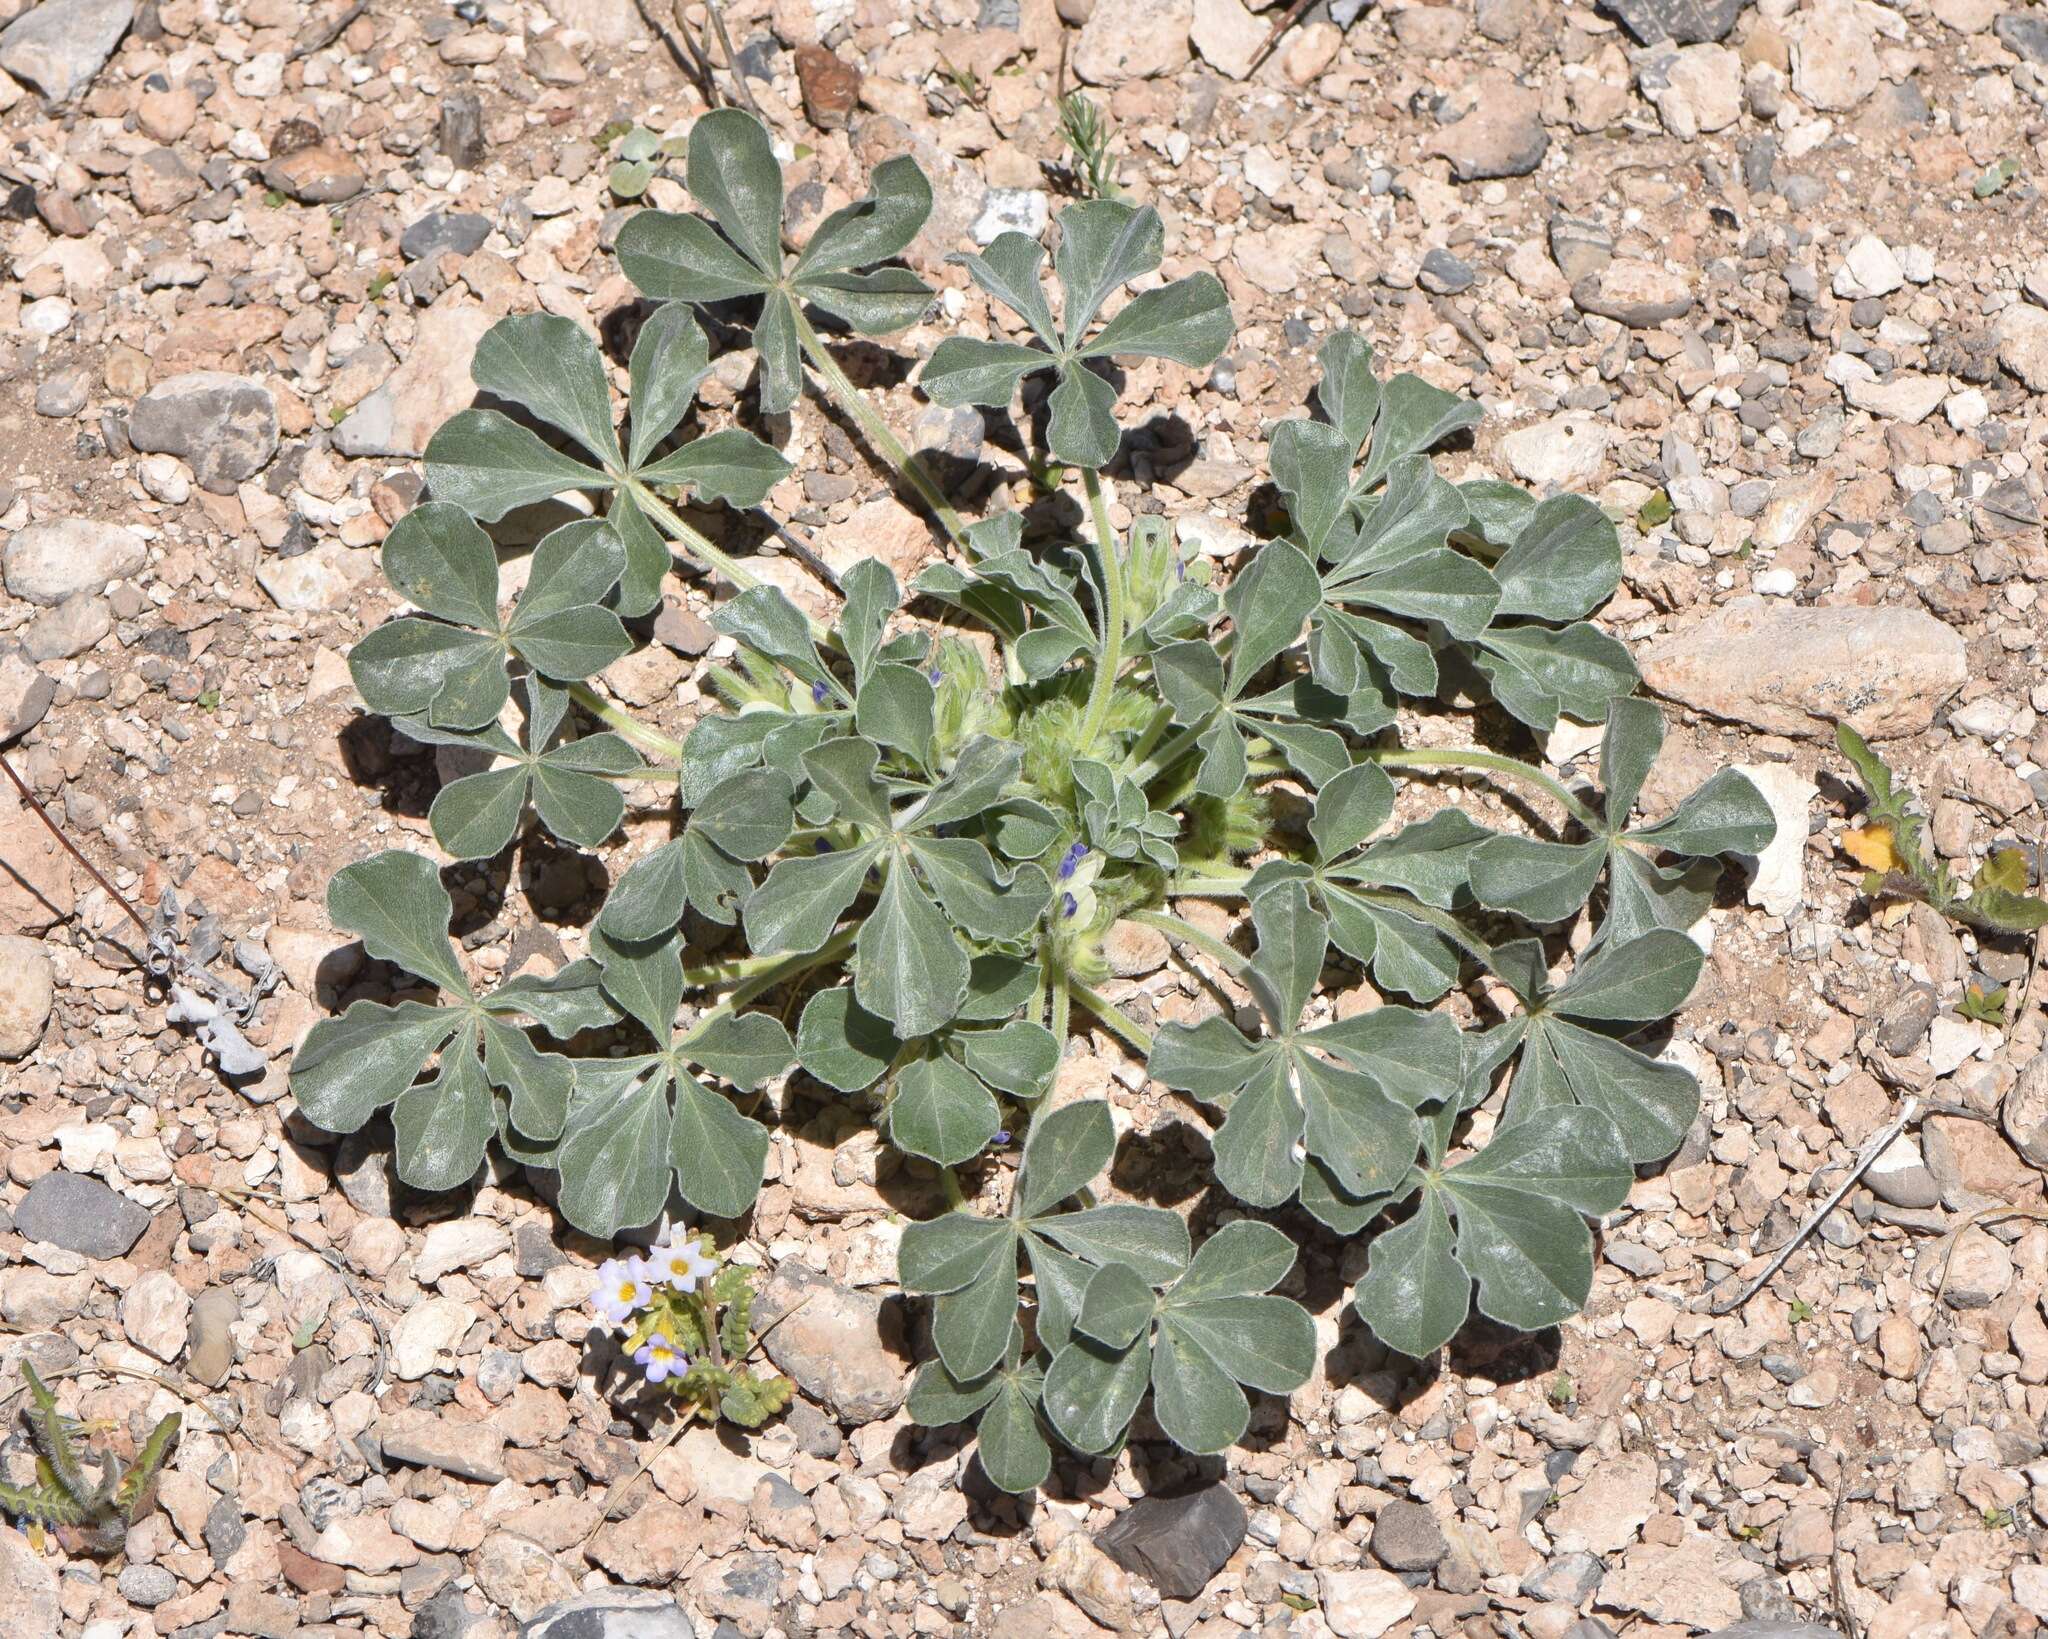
[634,1336,684,1383]
[811,680,829,705]
[993,1128,1012,1145]
[814,837,832,853]
[1061,892,1077,919]
[1057,842,1087,881]
[927,667,943,684]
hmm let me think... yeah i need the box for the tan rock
[1638,597,1965,740]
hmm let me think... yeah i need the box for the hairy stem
[683,925,857,1038]
[568,683,687,760]
[1163,866,1252,897]
[1068,978,1153,1055]
[1050,975,1072,1054]
[1134,718,1210,790]
[1121,704,1175,773]
[792,309,970,551]
[624,481,764,597]
[1076,468,1125,752]
[1128,908,1248,976]
[1361,745,1602,833]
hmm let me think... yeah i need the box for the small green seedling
[0,1364,180,1556]
[1057,92,1121,201]
[1837,724,2048,936]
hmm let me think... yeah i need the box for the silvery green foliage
[297,110,1774,1495]
[615,108,936,415]
[1281,332,1640,732]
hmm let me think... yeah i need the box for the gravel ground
[1,0,2047,1636]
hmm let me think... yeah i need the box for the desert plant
[0,1364,180,1555]
[294,109,1776,1492]
[1837,723,2048,935]
[588,1230,792,1426]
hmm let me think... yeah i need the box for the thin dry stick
[1707,1096,1921,1316]
[701,0,764,117]
[1829,1460,1863,1639]
[1246,0,1316,76]
[1932,1202,2048,1305]
[1,747,150,937]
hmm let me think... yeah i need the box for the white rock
[1499,412,1610,490]
[1190,0,1265,79]
[391,1296,476,1380]
[0,934,55,1060]
[1928,1015,1997,1077]
[1833,233,1903,298]
[1792,0,1879,111]
[414,1218,511,1285]
[1844,372,1948,425]
[1735,764,1817,918]
[3,519,145,606]
[1317,1568,1417,1639]
[119,1271,190,1363]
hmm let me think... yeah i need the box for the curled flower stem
[792,309,970,552]
[1076,468,1126,753]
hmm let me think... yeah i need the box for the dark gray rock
[1368,1499,1447,1571]
[128,372,278,494]
[1418,249,1474,295]
[1521,1551,1604,1604]
[203,1493,246,1568]
[1604,0,1743,45]
[1877,983,1936,1055]
[440,90,486,167]
[402,211,492,263]
[12,1170,151,1257]
[1095,1484,1247,1599]
[1996,11,2048,65]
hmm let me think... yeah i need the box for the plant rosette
[293,108,1778,1496]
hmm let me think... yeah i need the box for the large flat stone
[1638,597,1966,740]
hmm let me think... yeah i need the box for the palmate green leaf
[856,663,936,765]
[1352,1104,1632,1357]
[744,841,877,956]
[906,1356,1053,1494]
[626,300,712,468]
[327,850,471,996]
[1044,1219,1314,1460]
[1468,699,1771,932]
[794,986,898,1091]
[1354,369,1485,494]
[1472,621,1639,732]
[617,113,933,413]
[684,106,784,276]
[292,999,462,1135]
[425,409,611,521]
[392,1025,496,1191]
[929,199,1232,467]
[351,618,504,731]
[897,1100,1180,1383]
[1315,330,1381,453]
[887,1053,1000,1166]
[382,499,499,628]
[637,427,792,508]
[856,857,970,1037]
[471,313,622,470]
[1074,1259,1155,1349]
[1492,493,1621,622]
[1041,1331,1150,1454]
[669,1072,774,1219]
[556,1061,671,1236]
